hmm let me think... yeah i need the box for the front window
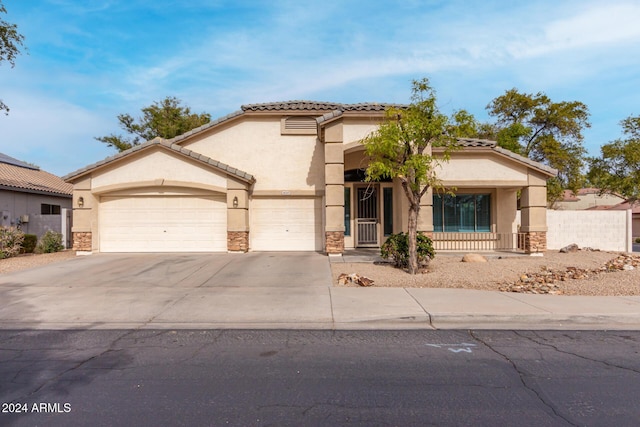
[41,204,61,215]
[433,194,491,232]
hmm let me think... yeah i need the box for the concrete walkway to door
[1,252,640,330]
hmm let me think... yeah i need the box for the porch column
[227,177,250,252]
[324,121,345,254]
[417,186,434,238]
[520,172,548,253]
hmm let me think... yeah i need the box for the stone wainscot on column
[323,120,345,255]
[520,171,549,254]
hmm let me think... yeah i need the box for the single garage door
[100,195,227,252]
[250,197,322,251]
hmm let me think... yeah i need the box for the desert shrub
[36,230,64,254]
[22,234,38,253]
[381,231,435,270]
[0,226,25,259]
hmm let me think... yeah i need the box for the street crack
[469,331,577,426]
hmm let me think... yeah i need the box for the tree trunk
[407,200,420,275]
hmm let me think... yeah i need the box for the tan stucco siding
[183,118,324,192]
[91,149,228,192]
[436,154,529,186]
[342,122,379,145]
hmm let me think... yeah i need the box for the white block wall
[546,210,632,252]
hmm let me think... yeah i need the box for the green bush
[36,230,64,254]
[22,234,38,253]
[381,231,435,270]
[0,226,25,259]
[636,237,640,244]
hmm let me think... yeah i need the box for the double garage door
[99,195,227,252]
[99,195,322,252]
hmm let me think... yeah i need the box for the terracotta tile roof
[456,138,496,148]
[0,153,72,196]
[595,201,640,213]
[63,138,255,184]
[559,189,580,201]
[241,101,402,112]
[559,188,625,202]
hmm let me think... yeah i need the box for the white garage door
[100,195,227,252]
[250,198,322,251]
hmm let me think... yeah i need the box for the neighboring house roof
[0,152,72,197]
[559,189,580,202]
[63,138,255,183]
[590,201,640,214]
[558,188,625,203]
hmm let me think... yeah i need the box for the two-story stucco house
[64,101,556,255]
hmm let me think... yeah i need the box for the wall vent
[281,116,317,135]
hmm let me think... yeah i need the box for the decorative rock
[462,253,487,263]
[559,243,580,253]
[337,273,375,287]
[499,253,640,294]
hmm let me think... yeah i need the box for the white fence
[545,210,632,252]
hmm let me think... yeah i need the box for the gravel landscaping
[0,250,77,274]
[332,250,640,296]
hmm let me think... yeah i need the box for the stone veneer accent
[72,232,92,251]
[325,231,344,254]
[523,231,547,253]
[227,231,249,252]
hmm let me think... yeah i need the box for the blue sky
[1,0,639,176]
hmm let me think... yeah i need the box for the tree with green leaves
[587,115,640,202]
[0,1,26,115]
[363,78,458,274]
[96,96,211,152]
[448,109,496,139]
[485,89,591,203]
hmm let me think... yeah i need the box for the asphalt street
[1,329,639,426]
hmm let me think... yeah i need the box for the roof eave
[0,184,72,198]
[64,140,255,184]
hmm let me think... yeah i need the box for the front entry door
[356,186,379,247]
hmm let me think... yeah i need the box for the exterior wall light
[78,197,84,207]
[232,196,238,208]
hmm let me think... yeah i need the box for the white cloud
[509,2,640,58]
[1,93,115,176]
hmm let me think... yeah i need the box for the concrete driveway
[0,252,336,329]
[0,252,332,288]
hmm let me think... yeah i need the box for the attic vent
[281,116,317,135]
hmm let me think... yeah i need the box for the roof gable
[63,139,255,184]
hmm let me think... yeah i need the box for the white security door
[99,195,227,252]
[250,197,322,251]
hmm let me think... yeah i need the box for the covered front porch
[319,115,556,256]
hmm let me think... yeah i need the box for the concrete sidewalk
[2,281,639,330]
